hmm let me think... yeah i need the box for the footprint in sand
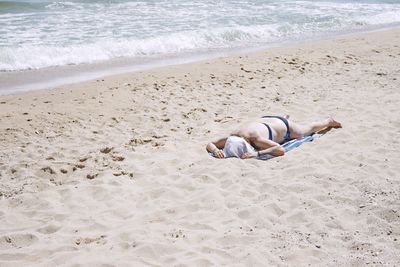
[0,233,38,249]
[111,155,125,161]
[73,164,85,172]
[100,147,113,154]
[86,173,98,180]
[75,235,107,246]
[37,224,61,234]
[41,166,56,174]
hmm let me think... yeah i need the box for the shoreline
[1,27,399,266]
[2,25,400,96]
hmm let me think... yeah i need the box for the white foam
[362,11,400,25]
[1,0,400,71]
[0,25,283,71]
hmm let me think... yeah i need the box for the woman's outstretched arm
[206,137,227,158]
[241,138,285,159]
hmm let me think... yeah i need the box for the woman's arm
[257,145,285,157]
[241,138,285,159]
[206,137,227,158]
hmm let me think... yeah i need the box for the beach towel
[257,133,321,160]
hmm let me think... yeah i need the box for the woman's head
[223,136,255,158]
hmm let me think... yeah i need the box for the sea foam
[1,0,400,71]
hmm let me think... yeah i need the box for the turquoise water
[1,0,400,71]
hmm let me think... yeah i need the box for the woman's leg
[289,117,341,139]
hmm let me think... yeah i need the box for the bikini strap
[262,123,273,140]
[262,115,290,142]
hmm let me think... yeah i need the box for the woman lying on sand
[206,115,341,159]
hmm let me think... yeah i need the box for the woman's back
[231,117,289,145]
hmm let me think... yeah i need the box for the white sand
[1,28,400,266]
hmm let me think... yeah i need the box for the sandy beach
[1,28,399,266]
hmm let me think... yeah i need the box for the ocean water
[1,0,400,72]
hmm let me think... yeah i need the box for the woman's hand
[240,151,257,159]
[207,140,226,159]
[213,149,225,159]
